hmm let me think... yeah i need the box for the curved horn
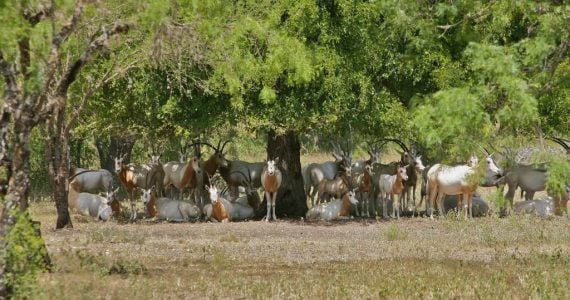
[220,140,231,153]
[373,138,409,153]
[200,141,219,153]
[478,145,490,156]
[548,137,570,153]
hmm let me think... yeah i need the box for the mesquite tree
[0,0,143,296]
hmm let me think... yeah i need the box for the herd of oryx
[67,137,570,223]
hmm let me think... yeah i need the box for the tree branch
[0,52,20,104]
[64,52,142,135]
[56,22,132,97]
[30,0,86,120]
[437,1,497,38]
[545,38,570,79]
[23,5,52,27]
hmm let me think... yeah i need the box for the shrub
[4,211,51,298]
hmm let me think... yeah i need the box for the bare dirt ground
[32,199,570,299]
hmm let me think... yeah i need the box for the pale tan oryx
[303,143,352,206]
[261,157,283,221]
[161,142,202,201]
[306,190,359,221]
[426,154,502,219]
[212,140,268,201]
[317,164,352,204]
[140,186,201,221]
[231,168,262,210]
[203,184,255,222]
[356,162,374,217]
[68,181,118,221]
[68,167,113,194]
[378,164,408,219]
[114,154,167,221]
[196,141,230,206]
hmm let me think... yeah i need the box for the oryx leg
[435,191,445,218]
[466,193,473,218]
[427,183,438,219]
[382,193,388,219]
[412,184,417,217]
[264,191,272,221]
[364,191,370,217]
[129,190,137,221]
[359,192,365,217]
[271,192,278,221]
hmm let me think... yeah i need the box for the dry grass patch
[28,199,570,299]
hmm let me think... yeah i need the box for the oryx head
[413,155,425,172]
[265,157,280,176]
[140,187,155,205]
[397,164,409,181]
[113,154,127,173]
[208,185,219,204]
[345,190,359,205]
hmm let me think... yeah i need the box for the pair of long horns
[373,138,409,154]
[201,139,230,154]
[548,136,570,153]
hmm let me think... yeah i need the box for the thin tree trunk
[46,103,73,229]
[95,135,135,173]
[257,129,307,218]
[0,118,35,298]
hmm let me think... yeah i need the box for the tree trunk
[70,138,82,168]
[0,118,36,298]
[46,104,73,229]
[256,129,307,218]
[95,135,136,173]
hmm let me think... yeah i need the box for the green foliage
[546,158,570,199]
[5,212,50,298]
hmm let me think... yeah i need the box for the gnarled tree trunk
[45,102,73,229]
[95,135,136,173]
[256,129,307,218]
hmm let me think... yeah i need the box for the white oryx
[69,168,113,194]
[204,185,255,222]
[261,157,283,221]
[306,190,359,221]
[68,182,118,221]
[378,164,408,219]
[140,187,201,221]
[426,154,502,219]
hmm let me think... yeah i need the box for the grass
[29,199,570,299]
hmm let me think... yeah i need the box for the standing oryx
[261,157,283,221]
[303,143,352,206]
[378,164,408,219]
[162,142,202,202]
[216,141,266,201]
[426,154,502,219]
[356,162,374,217]
[68,168,114,194]
[115,153,170,221]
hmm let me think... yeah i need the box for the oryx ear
[274,157,280,164]
[114,187,119,193]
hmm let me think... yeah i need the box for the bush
[4,211,51,298]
